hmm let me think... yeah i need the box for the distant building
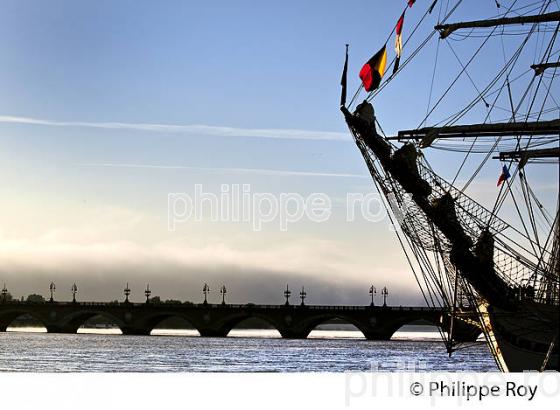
[26,294,46,303]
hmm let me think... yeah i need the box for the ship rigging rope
[445,37,497,186]
[431,135,559,152]
[350,0,464,108]
[349,0,442,108]
[429,68,533,127]
[398,1,550,203]
[360,4,557,273]
[452,52,535,185]
[376,176,441,308]
[353,141,554,360]
[364,128,498,313]
[346,10,407,109]
[520,175,545,248]
[416,1,557,133]
[458,19,545,193]
[345,2,560,362]
[355,123,455,312]
[491,0,551,19]
[431,1,534,189]
[352,130,442,311]
[366,0,464,104]
[492,166,531,239]
[370,6,551,249]
[418,0,523,130]
[370,0,553,115]
[516,35,560,244]
[423,0,445,127]
[523,180,541,241]
[490,16,559,229]
[531,211,560,289]
[447,41,493,110]
[374,159,458,338]
[526,178,555,224]
[362,141,482,350]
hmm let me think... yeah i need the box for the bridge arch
[130,312,203,336]
[149,314,201,336]
[372,313,480,343]
[57,310,127,334]
[0,309,48,332]
[362,312,445,341]
[308,318,366,339]
[297,314,372,339]
[389,318,442,340]
[221,314,282,338]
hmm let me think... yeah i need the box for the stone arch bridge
[0,302,481,342]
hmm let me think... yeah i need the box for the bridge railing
[0,300,443,311]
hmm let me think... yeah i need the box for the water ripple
[0,330,497,372]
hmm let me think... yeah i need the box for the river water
[0,327,497,372]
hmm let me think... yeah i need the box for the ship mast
[435,11,560,39]
[531,62,560,76]
[388,119,560,147]
[494,147,560,163]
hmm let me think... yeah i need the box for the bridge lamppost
[299,286,307,306]
[49,282,56,303]
[124,283,131,303]
[202,283,210,305]
[220,285,227,305]
[284,284,291,306]
[381,286,389,307]
[144,284,151,304]
[71,283,78,303]
[1,283,7,303]
[369,285,376,307]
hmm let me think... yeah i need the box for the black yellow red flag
[359,45,387,92]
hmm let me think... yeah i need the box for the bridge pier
[121,326,151,336]
[45,325,77,334]
[363,330,394,341]
[279,329,310,339]
[198,329,229,337]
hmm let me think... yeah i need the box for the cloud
[79,163,368,178]
[0,233,422,306]
[0,115,349,141]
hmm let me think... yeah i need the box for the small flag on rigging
[359,45,387,92]
[393,12,405,74]
[497,165,511,186]
[408,0,416,7]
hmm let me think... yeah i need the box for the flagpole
[340,44,349,108]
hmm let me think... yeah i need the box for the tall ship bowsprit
[340,0,559,372]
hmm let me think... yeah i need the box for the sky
[0,0,558,305]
